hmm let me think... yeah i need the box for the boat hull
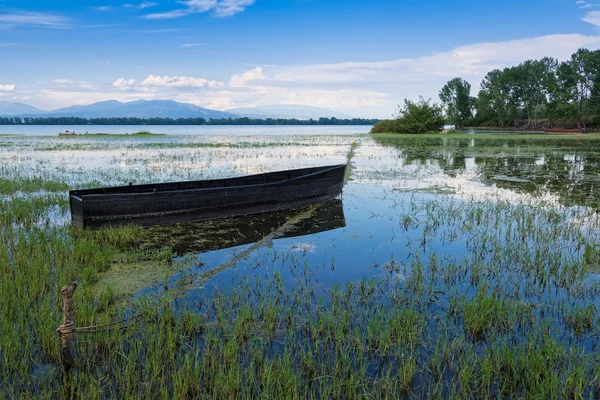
[69,165,346,229]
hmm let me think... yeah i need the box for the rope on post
[56,281,142,370]
[74,314,142,333]
[56,281,78,370]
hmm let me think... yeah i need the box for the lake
[0,124,372,136]
[3,131,600,398]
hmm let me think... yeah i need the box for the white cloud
[576,1,596,9]
[185,0,219,12]
[0,12,68,28]
[271,34,600,87]
[180,43,204,48]
[53,79,97,90]
[112,78,136,89]
[97,2,158,11]
[141,74,224,88]
[583,11,600,26]
[229,67,267,87]
[143,0,254,19]
[0,84,16,92]
[214,0,255,17]
[124,2,158,9]
[15,33,600,118]
[143,9,190,19]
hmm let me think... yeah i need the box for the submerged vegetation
[2,131,600,397]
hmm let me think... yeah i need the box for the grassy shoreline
[370,132,600,139]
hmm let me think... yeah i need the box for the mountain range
[0,101,44,116]
[0,100,353,120]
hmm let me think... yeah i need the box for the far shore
[462,126,600,134]
[369,131,600,139]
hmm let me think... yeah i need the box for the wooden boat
[69,164,346,229]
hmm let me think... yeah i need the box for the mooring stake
[56,281,78,371]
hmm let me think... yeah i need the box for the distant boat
[58,130,77,136]
[69,165,347,229]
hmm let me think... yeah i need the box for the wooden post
[56,281,78,370]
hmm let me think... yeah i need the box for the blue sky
[1,0,600,117]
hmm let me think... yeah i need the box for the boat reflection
[145,199,346,255]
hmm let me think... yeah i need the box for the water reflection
[144,200,346,255]
[370,135,600,208]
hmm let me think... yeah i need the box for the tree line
[0,116,379,126]
[372,47,600,133]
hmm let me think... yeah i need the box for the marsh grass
[2,132,600,398]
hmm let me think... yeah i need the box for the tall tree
[518,57,557,128]
[569,48,600,125]
[439,78,474,126]
[476,69,514,127]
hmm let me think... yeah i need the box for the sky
[1,0,600,117]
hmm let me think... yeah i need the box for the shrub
[370,97,445,134]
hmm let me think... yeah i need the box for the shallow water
[4,131,600,396]
[0,124,371,136]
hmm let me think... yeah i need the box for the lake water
[3,131,600,396]
[0,124,372,136]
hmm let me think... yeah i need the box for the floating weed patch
[91,253,181,301]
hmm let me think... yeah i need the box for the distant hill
[0,101,45,116]
[43,100,237,119]
[225,105,352,120]
[0,100,356,120]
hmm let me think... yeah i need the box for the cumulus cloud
[0,11,68,28]
[0,84,16,92]
[141,74,224,88]
[143,0,254,19]
[113,78,136,89]
[18,33,600,117]
[229,67,268,87]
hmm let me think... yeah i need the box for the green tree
[439,78,474,126]
[476,69,513,127]
[370,97,444,134]
[519,58,557,128]
[569,48,600,125]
